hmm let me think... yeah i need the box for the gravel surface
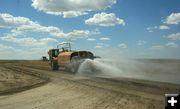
[0,60,180,109]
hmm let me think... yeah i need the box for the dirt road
[0,60,180,109]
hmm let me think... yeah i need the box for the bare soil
[0,60,180,109]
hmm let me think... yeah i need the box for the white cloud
[147,12,180,33]
[146,26,158,32]
[0,44,13,50]
[0,44,16,59]
[0,13,98,59]
[66,29,100,41]
[0,43,53,59]
[95,45,103,49]
[150,45,164,50]
[0,13,65,37]
[90,28,101,35]
[147,25,170,32]
[167,33,180,40]
[150,42,178,50]
[1,35,58,47]
[0,13,94,40]
[62,11,88,18]
[99,37,110,41]
[159,25,170,30]
[0,13,34,28]
[137,40,146,45]
[18,26,65,38]
[39,37,58,43]
[165,12,180,25]
[94,43,105,49]
[85,12,125,27]
[66,30,90,41]
[1,35,16,41]
[118,43,127,48]
[87,38,96,41]
[32,0,116,18]
[0,13,106,59]
[166,42,178,48]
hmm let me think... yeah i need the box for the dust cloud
[76,58,180,84]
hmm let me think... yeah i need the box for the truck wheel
[51,61,59,70]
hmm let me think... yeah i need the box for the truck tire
[51,61,59,70]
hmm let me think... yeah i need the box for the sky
[0,0,180,59]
